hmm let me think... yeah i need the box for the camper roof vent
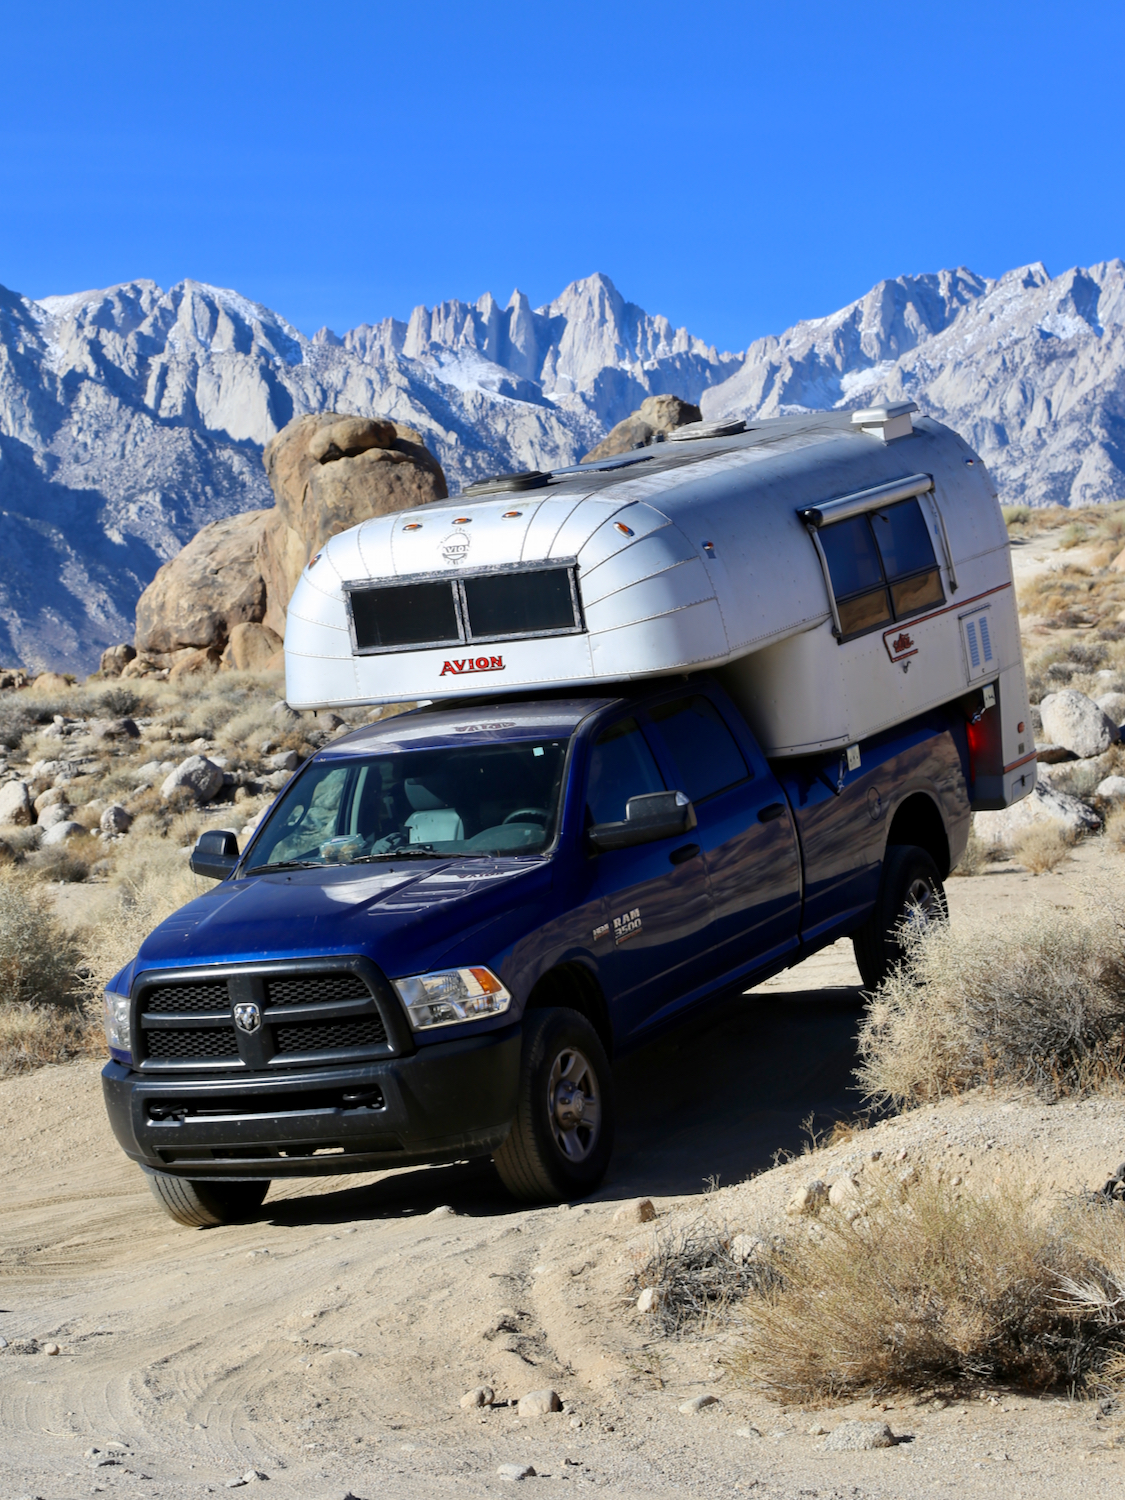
[850,401,918,443]
[666,417,747,442]
[461,470,552,496]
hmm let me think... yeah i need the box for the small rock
[636,1287,660,1313]
[613,1197,656,1225]
[1096,692,1125,726]
[730,1233,761,1263]
[161,755,225,804]
[808,1422,829,1436]
[316,711,345,731]
[266,749,300,772]
[679,1394,722,1415]
[736,1425,762,1438]
[786,1180,829,1216]
[41,1341,60,1355]
[1096,775,1125,802]
[518,1388,561,1416]
[497,1464,536,1481]
[33,785,68,813]
[242,1470,268,1482]
[824,1419,898,1450]
[460,1385,494,1409]
[38,802,74,828]
[828,1175,860,1208]
[41,820,84,845]
[100,803,133,833]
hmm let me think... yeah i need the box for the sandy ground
[4,835,1125,1500]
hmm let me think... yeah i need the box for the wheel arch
[885,791,951,878]
[524,962,613,1060]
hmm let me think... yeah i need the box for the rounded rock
[679,1393,722,1415]
[1096,775,1125,803]
[517,1388,561,1417]
[0,779,33,826]
[38,802,74,828]
[824,1419,897,1450]
[636,1286,660,1313]
[161,755,225,804]
[460,1385,494,1409]
[41,820,84,845]
[100,803,133,834]
[42,1341,60,1355]
[1039,689,1118,759]
[613,1196,656,1225]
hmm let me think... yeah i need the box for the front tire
[493,1007,615,1204]
[146,1172,270,1228]
[852,843,947,991]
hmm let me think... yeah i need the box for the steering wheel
[503,807,550,825]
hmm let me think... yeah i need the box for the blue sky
[2,0,1122,352]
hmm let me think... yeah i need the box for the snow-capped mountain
[702,260,1125,509]
[2,259,1125,673]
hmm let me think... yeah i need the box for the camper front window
[818,497,943,639]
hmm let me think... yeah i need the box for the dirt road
[4,841,1125,1500]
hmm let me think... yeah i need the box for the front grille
[266,973,369,1006]
[145,1027,240,1061]
[145,982,229,1014]
[274,1018,387,1053]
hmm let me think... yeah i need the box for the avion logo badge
[440,655,505,677]
[883,625,919,663]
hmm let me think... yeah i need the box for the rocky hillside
[5,259,1125,674]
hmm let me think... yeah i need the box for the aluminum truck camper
[102,404,1035,1226]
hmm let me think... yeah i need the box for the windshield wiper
[351,846,447,863]
[244,859,325,875]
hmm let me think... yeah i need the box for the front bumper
[101,1023,521,1180]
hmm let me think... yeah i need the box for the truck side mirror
[190,829,240,880]
[587,791,697,853]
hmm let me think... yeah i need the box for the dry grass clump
[1105,808,1125,852]
[856,897,1125,1107]
[949,829,1003,876]
[732,1171,1125,1402]
[630,1219,770,1336]
[0,870,95,1074]
[1012,822,1073,874]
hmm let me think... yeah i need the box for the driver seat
[403,777,464,844]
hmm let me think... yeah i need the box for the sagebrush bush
[0,871,94,1073]
[856,897,1125,1106]
[732,1171,1125,1401]
[1012,822,1073,874]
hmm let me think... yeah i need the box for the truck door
[585,714,715,1043]
[644,692,802,986]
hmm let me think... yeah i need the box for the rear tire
[493,1007,615,1204]
[852,843,947,991]
[146,1172,270,1228]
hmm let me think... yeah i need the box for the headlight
[393,967,511,1030]
[103,989,132,1058]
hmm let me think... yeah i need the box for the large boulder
[135,510,271,655]
[0,780,33,826]
[161,755,225,804]
[973,780,1101,848]
[133,413,447,658]
[1039,689,1119,758]
[259,414,447,637]
[582,394,702,463]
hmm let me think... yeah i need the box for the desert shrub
[856,897,1125,1106]
[1105,808,1125,852]
[0,871,94,1073]
[630,1220,770,1336]
[1012,822,1073,873]
[24,837,98,883]
[949,829,1002,876]
[1061,521,1090,549]
[96,684,141,717]
[1002,504,1032,527]
[732,1171,1125,1401]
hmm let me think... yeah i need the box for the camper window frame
[800,478,951,643]
[343,559,585,657]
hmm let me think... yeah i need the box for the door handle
[669,843,701,865]
[758,802,786,823]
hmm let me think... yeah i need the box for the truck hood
[132,856,551,979]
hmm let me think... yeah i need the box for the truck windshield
[245,737,569,870]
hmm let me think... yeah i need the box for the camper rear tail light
[393,966,511,1030]
[103,989,132,1062]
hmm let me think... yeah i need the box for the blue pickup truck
[102,676,971,1226]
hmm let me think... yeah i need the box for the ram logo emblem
[233,1002,262,1034]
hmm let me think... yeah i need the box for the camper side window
[819,498,944,639]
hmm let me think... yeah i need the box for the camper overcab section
[101,406,1035,1224]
